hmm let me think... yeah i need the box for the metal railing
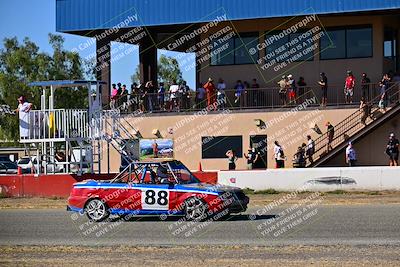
[307,82,400,167]
[101,82,383,114]
[24,109,89,141]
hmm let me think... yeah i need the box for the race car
[67,160,249,222]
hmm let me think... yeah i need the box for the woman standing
[226,149,237,170]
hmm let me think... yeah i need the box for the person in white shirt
[15,96,32,139]
[273,141,285,168]
[217,78,226,109]
[345,142,356,167]
[306,135,315,164]
[169,80,179,111]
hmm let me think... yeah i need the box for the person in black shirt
[386,133,399,166]
[326,121,334,152]
[244,147,259,170]
[318,72,328,106]
[361,73,371,101]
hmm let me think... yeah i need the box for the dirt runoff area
[1,245,399,266]
[1,191,400,209]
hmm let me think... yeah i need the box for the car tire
[84,198,109,222]
[184,197,208,222]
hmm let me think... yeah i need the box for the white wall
[218,167,400,191]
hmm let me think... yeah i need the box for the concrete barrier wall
[218,167,400,191]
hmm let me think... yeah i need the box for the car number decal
[141,189,169,210]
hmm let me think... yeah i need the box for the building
[56,0,400,171]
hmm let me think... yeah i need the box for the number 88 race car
[67,160,249,222]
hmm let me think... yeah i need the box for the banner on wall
[139,139,174,161]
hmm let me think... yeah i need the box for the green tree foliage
[131,54,183,85]
[0,34,91,142]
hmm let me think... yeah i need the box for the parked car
[68,160,249,222]
[17,156,64,173]
[0,161,18,174]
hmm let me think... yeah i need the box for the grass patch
[325,190,347,195]
[242,188,282,195]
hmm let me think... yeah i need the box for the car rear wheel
[85,199,109,222]
[184,197,208,221]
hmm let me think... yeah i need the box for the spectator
[344,70,355,104]
[345,142,357,167]
[117,82,122,95]
[145,81,155,112]
[244,147,259,170]
[306,135,315,164]
[386,133,399,166]
[378,80,388,111]
[225,149,237,170]
[138,83,146,112]
[243,81,250,107]
[292,146,306,168]
[234,80,245,107]
[287,74,296,104]
[361,73,371,101]
[158,82,165,111]
[203,78,216,110]
[130,83,139,111]
[195,82,206,109]
[110,83,118,109]
[297,76,307,100]
[217,78,226,110]
[179,81,190,110]
[15,95,33,139]
[273,141,285,168]
[318,72,328,106]
[326,122,335,151]
[169,80,179,111]
[277,76,288,106]
[359,97,370,125]
[251,78,261,107]
[119,84,128,110]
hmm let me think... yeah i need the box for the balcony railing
[22,109,89,141]
[102,82,384,114]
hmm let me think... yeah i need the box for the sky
[0,0,195,89]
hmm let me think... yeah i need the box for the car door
[134,183,176,213]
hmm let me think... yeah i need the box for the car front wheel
[85,199,109,222]
[184,197,208,221]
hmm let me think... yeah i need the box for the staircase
[101,110,140,165]
[308,82,400,167]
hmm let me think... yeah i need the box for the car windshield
[167,161,200,184]
[0,162,17,169]
[18,158,31,164]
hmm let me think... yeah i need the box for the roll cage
[111,160,200,185]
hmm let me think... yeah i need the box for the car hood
[181,183,243,193]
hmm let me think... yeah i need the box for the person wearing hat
[344,70,355,104]
[244,147,259,170]
[318,72,328,106]
[345,142,357,167]
[203,77,216,110]
[15,96,33,139]
[386,133,399,166]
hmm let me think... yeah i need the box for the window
[210,37,234,65]
[210,33,259,65]
[346,28,372,58]
[384,28,397,58]
[265,32,289,63]
[320,29,346,59]
[234,36,259,64]
[320,26,372,60]
[289,32,314,61]
[202,135,243,159]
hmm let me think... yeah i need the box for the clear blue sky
[0,0,195,89]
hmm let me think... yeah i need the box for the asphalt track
[0,204,399,246]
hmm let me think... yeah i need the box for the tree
[0,34,90,142]
[131,54,183,85]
